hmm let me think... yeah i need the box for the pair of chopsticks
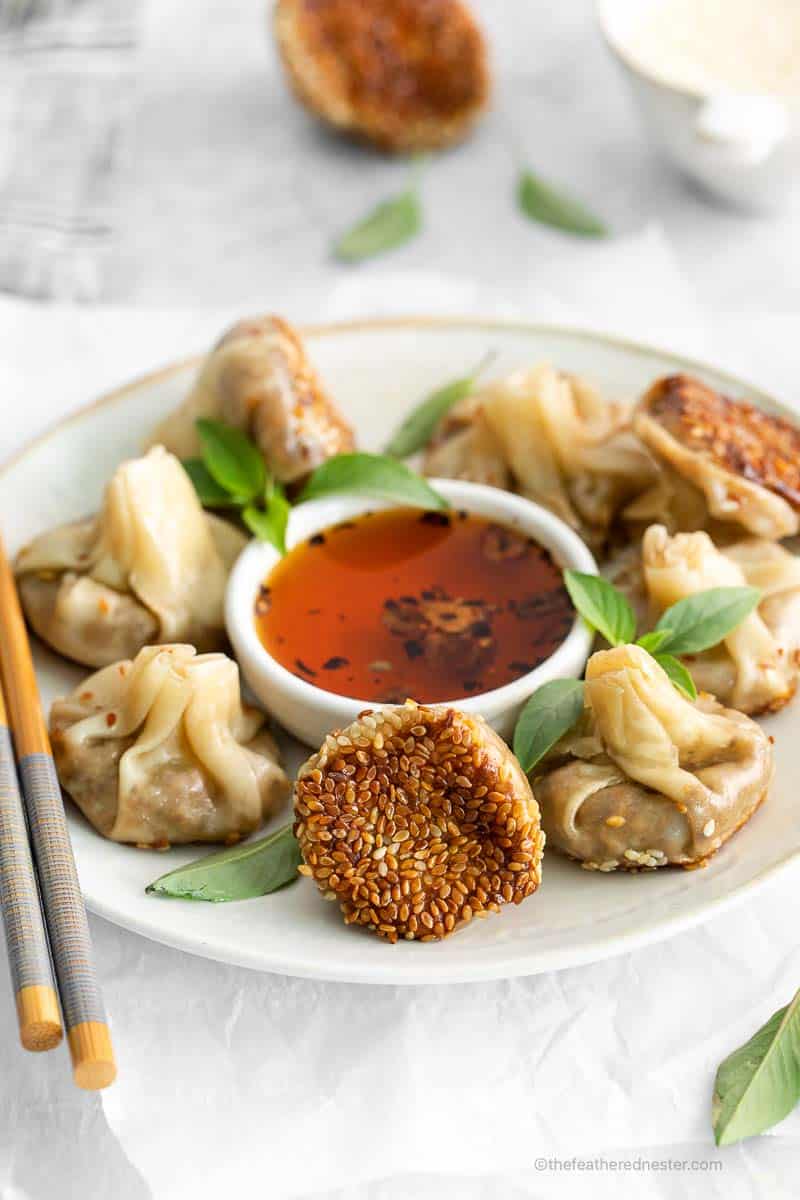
[0,533,115,1089]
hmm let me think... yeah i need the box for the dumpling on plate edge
[630,375,800,539]
[532,645,773,872]
[424,363,656,551]
[642,525,800,715]
[15,445,245,668]
[149,315,355,486]
[50,644,290,846]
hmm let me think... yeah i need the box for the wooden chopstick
[0,532,116,1090]
[0,682,63,1052]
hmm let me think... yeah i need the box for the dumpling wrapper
[15,445,245,668]
[533,644,773,870]
[642,525,800,714]
[424,364,655,549]
[149,315,355,485]
[50,644,290,845]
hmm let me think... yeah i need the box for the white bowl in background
[226,479,596,747]
[597,0,800,210]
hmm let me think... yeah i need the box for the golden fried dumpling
[15,446,245,668]
[50,645,290,846]
[533,645,773,871]
[424,364,655,550]
[274,0,490,152]
[150,315,355,485]
[631,375,800,539]
[642,525,800,714]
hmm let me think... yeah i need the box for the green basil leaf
[713,988,800,1146]
[146,822,301,902]
[518,169,608,238]
[563,570,635,646]
[196,418,266,502]
[636,628,672,654]
[298,452,448,510]
[513,679,585,774]
[384,351,495,459]
[334,190,421,262]
[655,587,762,655]
[243,483,290,555]
[182,458,242,508]
[653,653,697,700]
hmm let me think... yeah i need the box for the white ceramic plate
[3,318,799,985]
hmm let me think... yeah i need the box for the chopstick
[0,532,116,1090]
[0,682,63,1052]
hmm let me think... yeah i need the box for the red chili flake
[106,713,117,727]
[295,658,317,677]
[323,656,350,670]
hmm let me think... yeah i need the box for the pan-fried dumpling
[533,645,773,871]
[150,315,355,485]
[632,375,800,539]
[424,364,655,549]
[15,446,245,668]
[50,644,290,846]
[642,525,800,714]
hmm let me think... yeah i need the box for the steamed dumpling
[15,446,245,668]
[50,644,290,846]
[424,364,655,549]
[533,644,773,871]
[642,525,800,714]
[150,315,355,485]
[631,375,800,539]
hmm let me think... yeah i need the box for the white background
[1,2,800,1198]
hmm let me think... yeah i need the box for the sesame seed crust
[294,702,544,942]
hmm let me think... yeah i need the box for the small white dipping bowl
[226,479,597,747]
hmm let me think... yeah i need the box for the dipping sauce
[255,508,574,704]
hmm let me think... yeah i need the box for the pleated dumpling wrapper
[50,644,290,846]
[149,315,355,485]
[642,525,800,715]
[532,645,773,872]
[15,445,245,668]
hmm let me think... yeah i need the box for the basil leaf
[563,570,635,646]
[636,628,672,654]
[196,418,266,502]
[182,459,242,508]
[656,587,762,655]
[518,169,608,238]
[334,190,421,262]
[513,679,585,773]
[384,351,495,459]
[146,823,301,902]
[653,653,697,700]
[298,452,448,510]
[713,988,800,1146]
[243,481,290,555]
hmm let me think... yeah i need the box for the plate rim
[5,314,798,983]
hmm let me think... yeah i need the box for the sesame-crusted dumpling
[631,375,800,539]
[149,315,355,486]
[294,702,544,942]
[532,645,773,872]
[15,446,245,668]
[642,525,800,715]
[50,645,290,846]
[424,364,655,551]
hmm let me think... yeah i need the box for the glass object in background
[0,0,141,299]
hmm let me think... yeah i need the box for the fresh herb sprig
[384,351,496,459]
[147,822,301,902]
[513,571,761,773]
[517,167,608,238]
[334,158,425,262]
[183,419,448,554]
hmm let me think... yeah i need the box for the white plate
[3,318,798,985]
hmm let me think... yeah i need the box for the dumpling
[50,644,290,846]
[150,315,355,485]
[632,375,800,539]
[533,644,773,871]
[642,524,800,714]
[15,445,245,668]
[424,364,655,549]
[423,393,512,490]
